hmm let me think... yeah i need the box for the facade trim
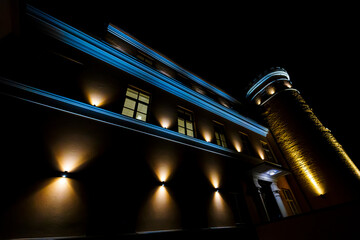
[107,24,240,104]
[0,77,261,161]
[26,4,268,137]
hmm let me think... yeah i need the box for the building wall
[262,89,360,209]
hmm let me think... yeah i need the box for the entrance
[258,180,282,221]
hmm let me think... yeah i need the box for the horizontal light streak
[0,77,241,160]
[26,5,268,137]
[247,70,290,99]
[107,24,240,105]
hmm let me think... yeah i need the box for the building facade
[1,2,359,239]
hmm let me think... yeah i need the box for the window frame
[260,140,276,163]
[121,86,151,122]
[281,188,300,215]
[239,131,253,155]
[213,121,228,148]
[177,106,196,138]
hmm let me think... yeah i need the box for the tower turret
[247,68,360,209]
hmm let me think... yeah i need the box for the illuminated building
[0,2,359,239]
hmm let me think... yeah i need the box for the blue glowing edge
[107,24,239,104]
[0,77,241,159]
[246,70,290,99]
[26,4,268,137]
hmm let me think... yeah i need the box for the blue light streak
[246,70,290,99]
[26,5,268,136]
[107,24,240,105]
[0,77,241,159]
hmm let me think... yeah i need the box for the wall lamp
[215,187,219,192]
[61,171,69,178]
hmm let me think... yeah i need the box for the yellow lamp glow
[49,132,99,172]
[203,132,212,143]
[208,191,235,227]
[159,118,171,129]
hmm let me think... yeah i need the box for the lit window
[261,141,276,162]
[177,108,195,137]
[122,87,150,122]
[214,122,227,148]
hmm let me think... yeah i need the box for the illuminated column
[246,68,360,209]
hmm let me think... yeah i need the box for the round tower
[247,67,360,209]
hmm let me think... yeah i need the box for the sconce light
[61,171,69,178]
[161,181,165,187]
[215,187,219,192]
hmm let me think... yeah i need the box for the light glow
[7,178,85,236]
[266,169,280,176]
[137,186,180,232]
[48,129,100,172]
[203,132,212,143]
[208,191,235,227]
[159,118,171,129]
[148,148,178,183]
[26,5,269,137]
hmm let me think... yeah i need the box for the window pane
[178,126,185,134]
[178,118,185,127]
[215,132,220,140]
[124,98,136,110]
[186,121,193,130]
[136,112,146,121]
[137,102,148,114]
[139,93,150,103]
[126,88,139,99]
[187,130,194,137]
[122,108,134,117]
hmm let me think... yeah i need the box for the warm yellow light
[8,177,85,236]
[233,141,242,152]
[208,191,235,227]
[157,163,171,183]
[284,82,292,88]
[256,98,261,105]
[203,132,212,143]
[50,133,99,172]
[258,150,265,160]
[82,79,118,107]
[159,118,171,129]
[87,91,107,107]
[148,149,178,184]
[267,86,275,95]
[137,186,180,232]
[204,161,221,189]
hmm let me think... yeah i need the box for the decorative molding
[107,24,240,105]
[26,4,268,136]
[246,70,290,99]
[0,77,259,160]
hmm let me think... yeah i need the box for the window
[177,108,194,137]
[239,132,252,154]
[214,122,227,148]
[122,87,150,122]
[136,52,154,66]
[261,141,276,162]
[282,188,300,215]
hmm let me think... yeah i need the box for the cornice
[26,4,268,137]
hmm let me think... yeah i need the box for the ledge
[26,4,268,137]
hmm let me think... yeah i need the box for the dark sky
[30,1,360,163]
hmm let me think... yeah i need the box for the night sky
[29,1,360,163]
